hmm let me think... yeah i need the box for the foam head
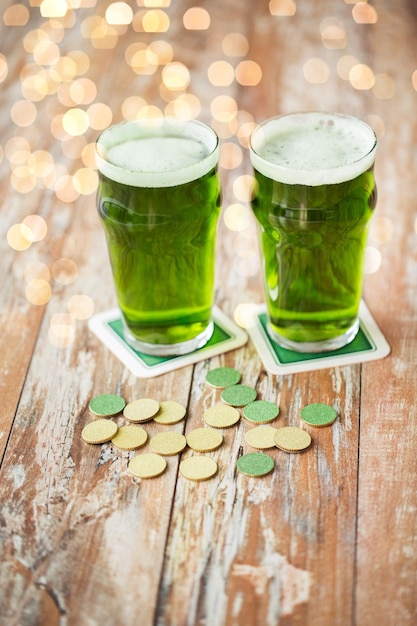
[95,118,219,188]
[250,112,377,186]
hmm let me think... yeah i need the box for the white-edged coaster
[246,300,390,375]
[88,305,248,378]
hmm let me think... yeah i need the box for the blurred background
[1,0,415,346]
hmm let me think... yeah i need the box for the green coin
[300,403,337,427]
[205,367,241,389]
[221,385,257,407]
[243,400,279,424]
[237,452,274,477]
[89,394,126,417]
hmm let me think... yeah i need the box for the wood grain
[1,1,416,625]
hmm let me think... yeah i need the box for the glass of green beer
[95,117,221,356]
[249,112,377,352]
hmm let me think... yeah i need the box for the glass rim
[95,117,219,188]
[249,111,377,186]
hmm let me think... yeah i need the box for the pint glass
[95,118,221,356]
[249,112,377,352]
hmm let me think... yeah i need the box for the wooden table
[1,1,416,624]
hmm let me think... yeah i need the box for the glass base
[123,320,214,356]
[267,318,360,353]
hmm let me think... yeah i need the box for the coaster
[88,305,248,378]
[246,300,390,375]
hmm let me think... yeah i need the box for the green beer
[250,112,377,352]
[95,118,221,356]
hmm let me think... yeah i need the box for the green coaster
[89,394,126,417]
[300,403,337,427]
[237,452,274,477]
[246,301,390,375]
[205,366,241,389]
[88,306,248,378]
[243,400,279,424]
[221,384,257,407]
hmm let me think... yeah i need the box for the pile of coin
[81,366,337,481]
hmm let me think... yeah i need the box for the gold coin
[149,431,187,456]
[244,426,278,450]
[186,427,223,452]
[111,425,148,451]
[153,400,186,425]
[123,398,160,423]
[81,419,118,444]
[128,453,167,478]
[179,456,218,481]
[274,426,312,453]
[203,404,240,428]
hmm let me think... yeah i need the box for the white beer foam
[96,119,219,188]
[250,112,377,186]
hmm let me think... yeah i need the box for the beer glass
[249,112,377,352]
[95,118,221,356]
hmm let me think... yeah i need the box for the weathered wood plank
[1,0,417,625]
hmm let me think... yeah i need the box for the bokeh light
[7,223,32,251]
[67,294,95,319]
[183,7,210,30]
[223,203,251,232]
[105,2,133,25]
[40,0,68,19]
[303,58,330,84]
[222,33,249,57]
[139,10,170,33]
[235,60,262,86]
[412,70,417,92]
[62,108,89,135]
[211,95,238,122]
[52,258,79,284]
[72,167,98,194]
[269,0,297,17]
[208,61,234,87]
[234,303,259,329]
[24,261,51,283]
[161,62,190,91]
[26,278,52,305]
[87,102,113,130]
[337,55,359,80]
[22,214,48,241]
[352,3,378,24]
[0,54,8,82]
[3,4,30,26]
[11,100,37,127]
[48,313,76,348]
[233,175,257,202]
[349,63,375,90]
[320,17,347,49]
[364,246,382,274]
